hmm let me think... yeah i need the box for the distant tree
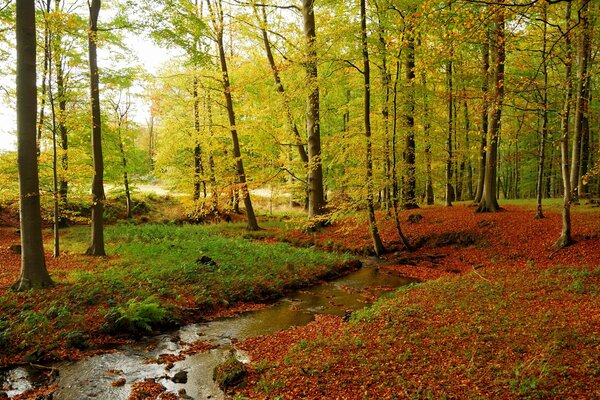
[86,0,106,256]
[13,0,54,290]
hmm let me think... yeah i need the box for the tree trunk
[463,94,473,200]
[535,2,548,219]
[302,0,326,219]
[256,5,309,207]
[115,115,132,219]
[474,38,489,204]
[571,0,591,200]
[421,70,434,205]
[85,0,106,256]
[37,0,52,156]
[555,2,574,248]
[360,0,385,256]
[477,7,504,213]
[13,0,54,290]
[402,29,418,209]
[374,1,393,212]
[56,51,69,204]
[579,74,592,196]
[193,76,205,201]
[445,57,454,207]
[208,0,260,230]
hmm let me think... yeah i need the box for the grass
[239,263,600,399]
[0,222,350,365]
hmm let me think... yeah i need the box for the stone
[172,370,188,384]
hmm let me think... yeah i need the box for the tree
[302,0,326,219]
[570,0,592,200]
[477,5,504,213]
[402,24,418,210]
[535,1,549,219]
[360,0,384,256]
[13,0,54,290]
[86,0,106,256]
[555,2,574,248]
[206,0,260,230]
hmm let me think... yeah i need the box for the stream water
[2,262,414,399]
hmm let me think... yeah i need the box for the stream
[2,262,414,399]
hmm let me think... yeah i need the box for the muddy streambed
[2,262,414,399]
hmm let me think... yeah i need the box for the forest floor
[0,200,599,399]
[231,203,600,399]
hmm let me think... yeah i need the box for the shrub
[103,296,166,334]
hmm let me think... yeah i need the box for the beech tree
[13,0,54,290]
[360,0,384,256]
[477,5,504,213]
[86,0,106,256]
[302,0,326,219]
[206,0,260,230]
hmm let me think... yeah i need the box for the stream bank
[2,261,415,399]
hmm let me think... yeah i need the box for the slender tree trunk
[85,0,106,256]
[477,7,504,213]
[206,91,218,205]
[579,74,592,196]
[208,0,259,230]
[374,1,392,212]
[193,76,205,201]
[555,2,574,248]
[422,70,434,205]
[462,93,472,200]
[256,5,309,207]
[464,95,473,200]
[445,57,454,206]
[302,0,326,219]
[48,27,60,258]
[535,2,549,219]
[474,38,489,204]
[402,29,418,209]
[360,0,384,256]
[56,53,69,204]
[571,0,591,199]
[115,114,132,219]
[37,0,52,156]
[391,57,401,207]
[13,0,54,290]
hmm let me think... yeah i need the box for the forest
[0,0,599,399]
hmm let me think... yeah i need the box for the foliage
[105,295,167,333]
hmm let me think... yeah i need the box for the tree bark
[13,0,54,290]
[474,37,489,205]
[571,0,591,200]
[477,6,504,213]
[402,29,418,209]
[555,2,574,248]
[208,0,259,230]
[302,0,326,219]
[421,69,434,205]
[360,0,385,256]
[193,76,206,201]
[85,0,106,256]
[445,57,454,207]
[535,1,548,219]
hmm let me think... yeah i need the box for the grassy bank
[237,263,599,399]
[233,204,600,399]
[0,223,350,366]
